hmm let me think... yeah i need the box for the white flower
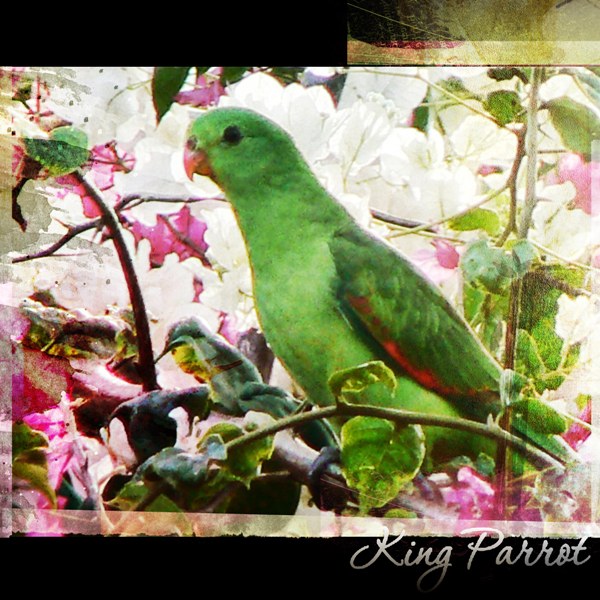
[37,67,154,147]
[220,72,336,163]
[339,67,427,124]
[555,294,599,345]
[531,201,593,261]
[450,115,517,170]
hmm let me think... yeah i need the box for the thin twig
[370,208,436,232]
[225,403,564,470]
[11,219,102,263]
[496,126,527,247]
[387,184,509,240]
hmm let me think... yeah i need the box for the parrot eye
[186,136,197,150]
[222,125,244,145]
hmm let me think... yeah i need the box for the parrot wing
[329,223,503,420]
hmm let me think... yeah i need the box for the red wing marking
[348,294,464,397]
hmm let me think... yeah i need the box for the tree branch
[387,183,509,240]
[496,67,544,518]
[225,402,564,470]
[496,126,527,247]
[72,170,158,392]
[12,219,102,264]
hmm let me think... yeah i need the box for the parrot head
[184,107,304,196]
[155,316,213,373]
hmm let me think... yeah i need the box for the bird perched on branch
[183,107,575,468]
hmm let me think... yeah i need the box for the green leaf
[510,239,537,277]
[463,282,486,323]
[226,475,301,515]
[412,97,430,134]
[509,398,567,435]
[107,479,183,512]
[142,447,210,488]
[573,69,600,107]
[383,508,418,518]
[520,266,585,373]
[270,67,305,85]
[13,421,48,455]
[438,77,479,101]
[199,420,274,487]
[546,96,600,160]
[341,417,425,512]
[24,126,89,177]
[461,240,515,294]
[484,90,525,126]
[328,361,397,404]
[515,329,545,380]
[449,208,501,235]
[13,455,57,507]
[13,422,56,506]
[220,67,249,85]
[487,67,529,84]
[152,67,191,123]
[475,453,496,478]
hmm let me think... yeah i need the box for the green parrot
[182,107,574,467]
[157,317,338,450]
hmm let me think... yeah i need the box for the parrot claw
[307,446,347,513]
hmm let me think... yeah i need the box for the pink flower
[439,466,495,519]
[53,141,135,218]
[218,312,243,346]
[411,239,461,285]
[128,205,208,268]
[478,164,503,176]
[175,68,226,108]
[547,153,600,216]
[563,398,592,451]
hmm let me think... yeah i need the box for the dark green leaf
[412,99,430,133]
[509,398,567,435]
[220,67,249,85]
[199,419,274,487]
[487,67,529,84]
[449,208,500,235]
[328,361,396,404]
[107,479,183,512]
[24,126,89,177]
[111,387,212,462]
[484,90,525,126]
[13,454,57,507]
[463,282,487,323]
[152,67,191,123]
[461,240,515,294]
[13,421,48,455]
[475,453,496,477]
[515,329,545,380]
[546,96,600,159]
[270,67,305,85]
[13,423,55,506]
[341,417,425,512]
[226,475,301,515]
[510,239,537,277]
[142,447,210,488]
[438,77,479,101]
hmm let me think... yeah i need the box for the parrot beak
[184,141,214,180]
[154,343,173,364]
